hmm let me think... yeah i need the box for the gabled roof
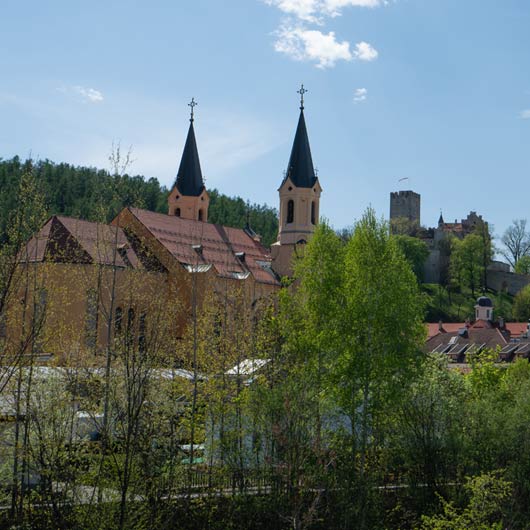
[173,120,205,197]
[22,216,140,268]
[283,109,317,189]
[128,208,280,286]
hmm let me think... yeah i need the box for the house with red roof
[425,296,530,366]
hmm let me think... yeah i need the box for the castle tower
[390,190,420,224]
[272,85,322,277]
[167,98,210,221]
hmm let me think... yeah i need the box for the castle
[3,89,321,361]
[390,190,488,284]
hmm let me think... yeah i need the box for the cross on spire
[188,97,198,122]
[297,84,308,110]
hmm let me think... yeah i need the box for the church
[4,88,322,361]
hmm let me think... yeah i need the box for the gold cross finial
[297,84,308,110]
[188,97,198,122]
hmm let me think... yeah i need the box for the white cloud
[265,0,383,23]
[353,41,378,61]
[74,86,104,103]
[354,87,367,102]
[57,85,104,103]
[521,109,530,119]
[274,26,352,68]
[274,25,378,68]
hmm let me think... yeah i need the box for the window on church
[139,312,147,353]
[198,209,203,221]
[126,307,135,349]
[311,201,316,225]
[287,200,294,224]
[115,307,123,335]
[175,208,181,217]
[85,289,98,352]
[33,288,48,353]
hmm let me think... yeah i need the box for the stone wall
[487,269,530,296]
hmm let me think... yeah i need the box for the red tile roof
[23,216,140,268]
[128,208,279,286]
[505,323,529,337]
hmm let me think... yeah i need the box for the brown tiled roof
[442,223,464,233]
[422,319,530,363]
[426,323,463,339]
[22,216,140,268]
[504,323,529,337]
[128,208,279,286]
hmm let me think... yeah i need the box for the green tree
[501,219,530,269]
[450,234,485,297]
[395,355,467,502]
[420,472,512,530]
[393,234,430,282]
[0,157,279,247]
[257,213,426,528]
[513,284,530,321]
[514,255,530,275]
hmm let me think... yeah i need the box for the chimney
[498,316,505,329]
[438,320,443,332]
[192,244,203,256]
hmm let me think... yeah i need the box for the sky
[1,0,530,242]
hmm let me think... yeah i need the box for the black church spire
[284,86,317,189]
[174,98,205,197]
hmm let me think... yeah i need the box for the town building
[424,296,530,367]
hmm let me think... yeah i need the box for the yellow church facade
[3,90,321,365]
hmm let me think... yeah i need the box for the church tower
[272,85,322,277]
[168,98,210,221]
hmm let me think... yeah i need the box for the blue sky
[1,0,530,241]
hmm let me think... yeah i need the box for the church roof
[22,216,140,268]
[173,120,205,197]
[127,208,280,286]
[283,109,317,189]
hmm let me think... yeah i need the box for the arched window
[126,308,135,349]
[139,312,147,353]
[85,289,98,351]
[311,201,316,225]
[287,200,294,224]
[127,308,135,331]
[115,307,123,335]
[175,208,181,217]
[198,209,203,221]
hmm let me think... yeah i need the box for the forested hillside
[0,156,278,246]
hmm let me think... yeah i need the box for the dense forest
[0,156,279,247]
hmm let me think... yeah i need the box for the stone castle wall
[487,269,530,296]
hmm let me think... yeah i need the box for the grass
[422,284,514,323]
